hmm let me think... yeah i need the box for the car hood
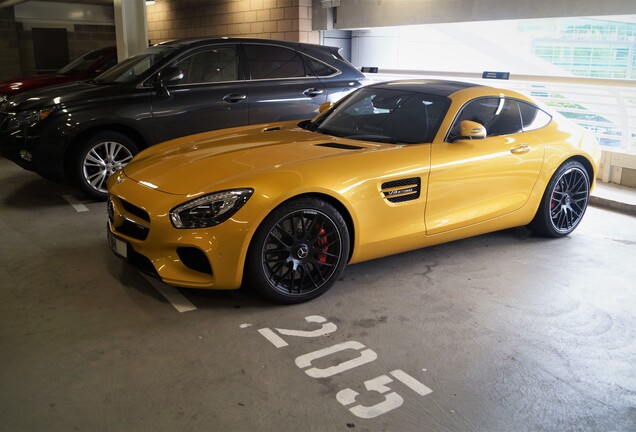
[2,81,120,111]
[0,74,79,96]
[124,122,385,195]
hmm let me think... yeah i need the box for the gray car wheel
[73,132,139,200]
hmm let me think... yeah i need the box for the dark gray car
[0,38,366,199]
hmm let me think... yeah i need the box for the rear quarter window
[518,101,552,131]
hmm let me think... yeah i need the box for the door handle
[510,144,530,154]
[223,93,247,103]
[303,88,324,97]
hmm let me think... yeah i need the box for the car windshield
[94,45,178,84]
[308,87,451,144]
[57,48,110,76]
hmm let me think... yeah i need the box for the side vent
[316,143,364,150]
[381,178,421,203]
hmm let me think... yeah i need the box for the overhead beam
[314,0,636,30]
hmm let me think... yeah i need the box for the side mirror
[319,101,333,113]
[157,66,184,96]
[452,120,487,142]
[460,120,486,139]
[158,66,184,85]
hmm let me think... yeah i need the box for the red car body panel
[0,46,116,97]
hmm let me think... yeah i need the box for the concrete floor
[1,156,635,432]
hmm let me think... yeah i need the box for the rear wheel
[72,132,139,200]
[246,198,350,303]
[529,160,590,237]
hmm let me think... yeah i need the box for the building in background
[521,16,636,79]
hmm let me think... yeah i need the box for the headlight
[170,188,254,229]
[12,108,55,127]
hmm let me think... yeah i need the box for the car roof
[368,79,482,97]
[155,37,326,51]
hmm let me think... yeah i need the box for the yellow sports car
[107,80,600,303]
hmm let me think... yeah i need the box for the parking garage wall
[146,0,318,44]
[0,8,21,80]
[14,24,115,77]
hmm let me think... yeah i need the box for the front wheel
[72,132,139,200]
[529,160,590,237]
[245,198,350,304]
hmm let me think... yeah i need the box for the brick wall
[147,0,317,44]
[14,24,115,77]
[68,24,117,60]
[0,8,22,80]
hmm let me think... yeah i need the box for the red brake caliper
[316,228,329,263]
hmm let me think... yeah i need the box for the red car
[0,46,116,98]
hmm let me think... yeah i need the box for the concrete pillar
[113,0,148,61]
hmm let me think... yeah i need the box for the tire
[529,160,590,238]
[72,132,139,200]
[245,198,350,304]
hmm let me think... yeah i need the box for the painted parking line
[142,274,197,313]
[62,194,89,212]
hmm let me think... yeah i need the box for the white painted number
[337,370,432,419]
[275,315,337,338]
[295,341,378,378]
[253,315,434,420]
[258,315,337,348]
[337,375,404,419]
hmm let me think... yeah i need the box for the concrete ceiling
[0,0,113,7]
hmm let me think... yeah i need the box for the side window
[305,57,338,77]
[448,97,523,140]
[518,101,552,131]
[173,46,238,84]
[246,45,313,79]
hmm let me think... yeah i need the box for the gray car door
[243,43,328,124]
[151,44,248,143]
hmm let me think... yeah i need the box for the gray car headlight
[170,189,254,229]
[12,108,55,127]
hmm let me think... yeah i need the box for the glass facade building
[519,17,636,79]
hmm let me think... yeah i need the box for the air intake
[381,177,421,203]
[316,143,364,150]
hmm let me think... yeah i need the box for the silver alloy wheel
[549,166,589,233]
[82,140,134,194]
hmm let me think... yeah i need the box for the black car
[0,38,366,199]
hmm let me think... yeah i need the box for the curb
[590,195,636,217]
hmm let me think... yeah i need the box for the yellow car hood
[123,122,381,195]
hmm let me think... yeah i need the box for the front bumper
[107,172,255,290]
[0,123,66,178]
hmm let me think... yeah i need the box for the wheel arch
[63,124,150,176]
[249,191,356,263]
[566,154,595,185]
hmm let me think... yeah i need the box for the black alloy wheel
[246,198,350,303]
[530,160,590,237]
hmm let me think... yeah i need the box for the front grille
[120,199,150,222]
[117,218,149,240]
[110,196,151,241]
[381,177,421,203]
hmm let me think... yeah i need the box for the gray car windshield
[311,87,451,144]
[94,45,178,84]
